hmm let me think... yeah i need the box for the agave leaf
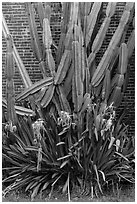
[62,173,69,193]
[115,152,129,162]
[16,77,53,101]
[25,181,36,192]
[60,160,69,169]
[17,119,34,146]
[56,142,65,146]
[42,181,50,191]
[7,151,28,163]
[52,175,62,187]
[98,170,106,182]
[93,164,103,194]
[2,153,22,167]
[31,183,41,201]
[57,154,72,161]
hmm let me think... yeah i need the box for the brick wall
[2,2,135,136]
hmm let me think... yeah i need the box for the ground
[2,184,135,202]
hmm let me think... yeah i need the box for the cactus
[2,15,32,88]
[5,35,17,124]
[108,43,128,107]
[16,77,53,101]
[88,2,116,68]
[91,3,133,87]
[26,3,47,77]
[40,84,55,108]
[85,2,102,47]
[3,2,135,121]
[55,50,71,84]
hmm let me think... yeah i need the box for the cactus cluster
[2,2,135,123]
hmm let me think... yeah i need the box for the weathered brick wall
[2,2,135,136]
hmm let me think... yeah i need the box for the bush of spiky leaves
[2,100,134,201]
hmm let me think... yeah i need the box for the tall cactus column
[5,35,17,126]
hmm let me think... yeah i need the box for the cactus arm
[127,28,135,60]
[72,40,83,112]
[6,35,17,124]
[26,3,42,59]
[57,86,71,113]
[43,18,55,77]
[88,3,116,68]
[63,63,74,97]
[2,14,32,88]
[109,43,128,107]
[26,3,48,77]
[91,4,132,88]
[35,3,51,27]
[56,3,71,65]
[40,84,55,108]
[16,77,53,101]
[85,2,102,47]
[118,43,128,74]
[101,69,111,101]
[54,50,71,84]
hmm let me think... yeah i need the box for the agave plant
[2,2,135,201]
[2,100,134,200]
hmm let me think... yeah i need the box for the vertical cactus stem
[86,2,102,47]
[43,17,55,77]
[6,35,17,124]
[118,43,128,75]
[3,14,32,88]
[91,8,131,87]
[88,3,116,69]
[127,29,135,60]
